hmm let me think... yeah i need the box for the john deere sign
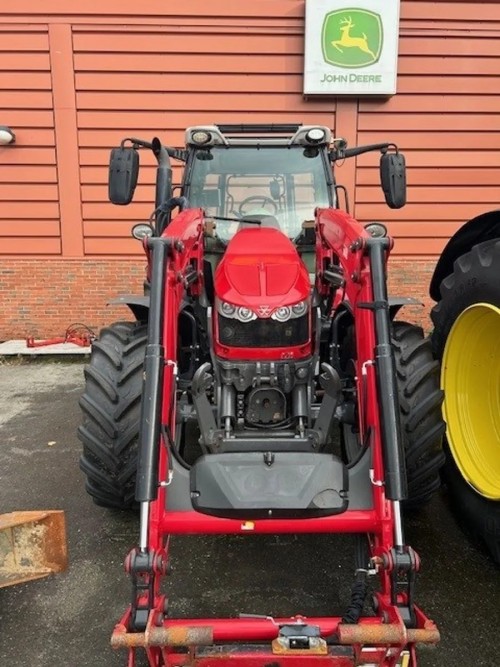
[304,1,400,95]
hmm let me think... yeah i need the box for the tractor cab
[182,125,335,297]
[184,124,334,241]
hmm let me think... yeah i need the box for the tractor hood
[214,228,310,313]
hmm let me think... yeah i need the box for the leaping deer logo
[331,16,376,60]
[321,9,382,69]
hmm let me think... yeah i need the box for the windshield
[186,146,332,241]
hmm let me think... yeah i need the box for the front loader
[78,124,444,666]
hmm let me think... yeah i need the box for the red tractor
[78,124,444,666]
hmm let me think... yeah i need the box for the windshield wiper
[207,215,261,225]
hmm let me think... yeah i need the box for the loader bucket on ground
[0,510,67,588]
[442,302,500,500]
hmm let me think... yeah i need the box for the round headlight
[291,300,307,317]
[365,222,387,238]
[306,128,325,144]
[192,131,212,145]
[220,301,236,317]
[237,307,256,322]
[131,223,154,240]
[272,306,291,322]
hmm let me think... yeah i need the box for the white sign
[304,0,401,96]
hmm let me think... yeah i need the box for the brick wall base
[0,257,436,340]
[0,259,147,340]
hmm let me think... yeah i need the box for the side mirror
[108,147,139,205]
[380,152,406,209]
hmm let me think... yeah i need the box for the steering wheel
[238,196,279,217]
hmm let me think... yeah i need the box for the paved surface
[0,361,499,666]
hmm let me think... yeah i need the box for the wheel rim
[442,302,500,499]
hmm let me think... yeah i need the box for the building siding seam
[48,23,84,256]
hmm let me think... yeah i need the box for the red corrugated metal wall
[0,1,499,337]
[0,25,60,254]
[73,20,336,256]
[357,7,500,255]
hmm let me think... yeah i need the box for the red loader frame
[110,205,439,667]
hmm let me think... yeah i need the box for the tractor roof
[185,124,332,148]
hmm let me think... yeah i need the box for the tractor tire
[431,238,500,564]
[391,321,446,510]
[78,321,147,509]
[341,321,445,509]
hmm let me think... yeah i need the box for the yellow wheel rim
[442,302,500,499]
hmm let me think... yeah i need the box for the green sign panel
[322,8,383,69]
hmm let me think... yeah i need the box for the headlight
[191,130,212,145]
[219,301,236,317]
[291,300,308,317]
[271,300,308,322]
[217,300,257,322]
[365,222,387,238]
[272,306,291,322]
[237,307,256,322]
[306,128,325,144]
[218,299,308,323]
[131,223,153,240]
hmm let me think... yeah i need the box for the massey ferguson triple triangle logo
[322,8,383,68]
[257,305,271,317]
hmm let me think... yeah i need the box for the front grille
[218,314,309,348]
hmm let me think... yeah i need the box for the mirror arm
[120,137,186,162]
[121,137,153,151]
[331,142,398,161]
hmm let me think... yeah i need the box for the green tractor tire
[431,238,500,564]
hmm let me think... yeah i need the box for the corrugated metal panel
[0,1,499,258]
[73,24,336,255]
[356,11,500,256]
[1,0,499,23]
[1,1,307,22]
[0,26,60,255]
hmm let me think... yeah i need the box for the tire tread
[392,321,445,510]
[78,321,147,509]
[431,237,500,564]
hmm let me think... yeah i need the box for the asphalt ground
[0,360,498,666]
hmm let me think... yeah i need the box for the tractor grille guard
[114,208,439,667]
